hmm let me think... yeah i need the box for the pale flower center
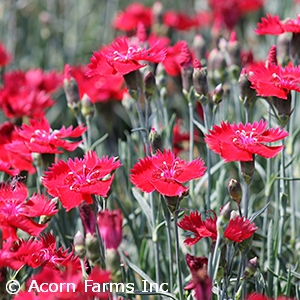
[233,129,258,147]
[152,160,183,180]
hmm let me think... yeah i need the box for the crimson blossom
[130,149,206,197]
[0,182,58,241]
[87,36,166,77]
[42,151,121,211]
[248,62,300,99]
[0,41,12,67]
[204,120,288,162]
[5,117,87,154]
[178,210,257,245]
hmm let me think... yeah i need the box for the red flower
[254,14,284,35]
[42,152,121,211]
[87,37,166,76]
[0,122,35,174]
[247,293,295,300]
[0,69,61,119]
[178,210,257,245]
[0,182,58,241]
[178,211,217,245]
[64,64,126,103]
[97,209,123,250]
[185,253,212,300]
[163,11,199,31]
[7,117,87,154]
[130,149,206,197]
[0,233,81,271]
[0,42,12,67]
[113,2,152,32]
[255,14,300,35]
[204,120,288,162]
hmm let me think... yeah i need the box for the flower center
[112,46,141,61]
[152,160,183,180]
[233,129,258,148]
[64,164,102,191]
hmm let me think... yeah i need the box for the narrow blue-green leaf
[132,187,153,228]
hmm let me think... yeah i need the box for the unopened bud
[81,93,94,119]
[74,231,86,259]
[265,45,277,68]
[238,68,256,110]
[272,93,292,128]
[240,158,255,185]
[227,31,241,67]
[123,71,139,99]
[156,63,167,89]
[243,257,258,280]
[193,60,208,96]
[85,232,101,266]
[149,128,163,155]
[212,50,227,85]
[212,83,223,105]
[277,33,290,67]
[290,32,300,61]
[64,64,81,115]
[144,72,156,99]
[217,202,231,236]
[228,179,242,205]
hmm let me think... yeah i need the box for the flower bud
[193,59,208,96]
[227,31,241,67]
[149,128,163,155]
[243,257,258,280]
[74,231,86,259]
[238,68,256,110]
[144,72,156,99]
[64,64,81,115]
[106,248,121,282]
[212,83,223,105]
[272,93,292,128]
[217,202,231,236]
[85,232,101,266]
[228,179,242,205]
[290,33,300,61]
[156,63,167,89]
[40,197,59,224]
[240,158,255,185]
[265,45,277,68]
[81,93,94,119]
[123,71,139,99]
[212,50,227,85]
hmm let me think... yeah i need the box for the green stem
[188,101,195,201]
[174,210,183,300]
[164,205,174,292]
[86,115,92,150]
[76,114,88,152]
[151,193,160,285]
[244,182,250,219]
[209,234,221,282]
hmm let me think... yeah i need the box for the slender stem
[203,103,211,211]
[244,182,250,219]
[86,115,92,150]
[209,234,221,281]
[174,210,183,300]
[135,98,150,156]
[164,207,174,292]
[151,193,160,285]
[188,101,195,201]
[245,107,250,124]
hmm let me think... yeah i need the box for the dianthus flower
[97,209,123,250]
[0,182,58,241]
[255,14,300,35]
[247,293,295,300]
[113,2,152,32]
[64,64,126,103]
[163,11,199,31]
[0,121,35,174]
[178,210,257,245]
[0,233,81,271]
[42,152,121,211]
[204,120,288,162]
[248,62,300,99]
[130,149,206,197]
[87,37,166,77]
[6,117,87,154]
[0,69,61,119]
